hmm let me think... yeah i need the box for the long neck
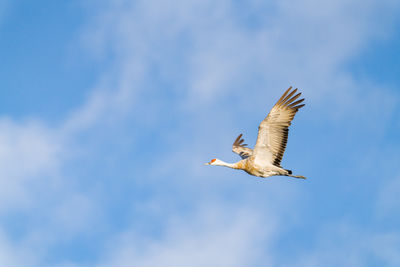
[215,160,241,169]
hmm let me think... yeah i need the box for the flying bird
[205,87,306,179]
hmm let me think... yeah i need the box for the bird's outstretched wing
[232,134,253,159]
[253,87,305,167]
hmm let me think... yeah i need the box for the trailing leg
[287,174,306,179]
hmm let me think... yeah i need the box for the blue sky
[1,0,400,266]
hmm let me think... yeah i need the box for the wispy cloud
[0,0,399,266]
[78,0,400,266]
[96,205,276,267]
[0,118,62,211]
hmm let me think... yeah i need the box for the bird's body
[236,158,289,178]
[205,87,306,179]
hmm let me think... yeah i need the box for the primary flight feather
[205,86,306,179]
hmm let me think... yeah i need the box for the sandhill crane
[205,87,306,179]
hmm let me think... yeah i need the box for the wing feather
[232,134,253,159]
[253,87,305,167]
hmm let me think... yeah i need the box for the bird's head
[205,158,218,165]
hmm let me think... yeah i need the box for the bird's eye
[211,159,216,163]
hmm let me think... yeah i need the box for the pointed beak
[204,162,210,165]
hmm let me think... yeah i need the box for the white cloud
[84,0,400,103]
[0,118,62,211]
[97,205,276,267]
[0,0,399,266]
[77,0,400,190]
[0,116,103,266]
[77,1,400,266]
